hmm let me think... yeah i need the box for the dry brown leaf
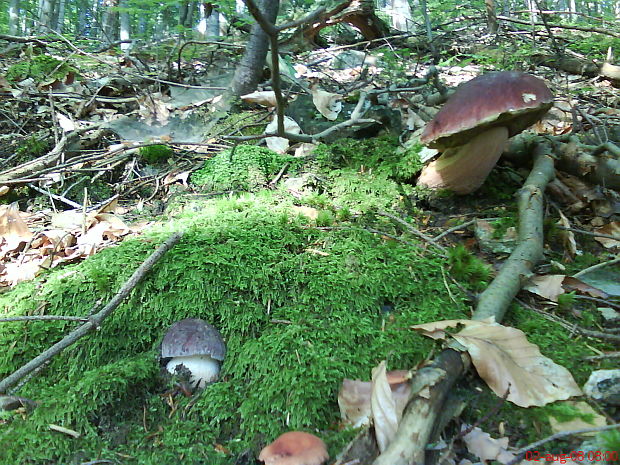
[0,203,33,251]
[240,91,278,107]
[557,211,578,258]
[562,276,608,299]
[371,361,399,452]
[594,222,620,248]
[338,370,411,428]
[310,87,342,121]
[294,143,317,157]
[452,323,582,407]
[290,205,319,220]
[462,425,516,464]
[3,256,51,286]
[524,274,565,301]
[265,116,301,153]
[163,170,192,187]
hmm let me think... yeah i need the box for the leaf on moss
[413,319,582,407]
[371,361,399,452]
[453,323,582,407]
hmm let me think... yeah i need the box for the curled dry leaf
[524,274,608,301]
[462,425,516,464]
[594,222,620,248]
[338,369,411,428]
[370,361,399,452]
[0,203,33,252]
[311,87,342,121]
[240,90,278,107]
[557,210,578,258]
[411,317,494,340]
[265,116,301,154]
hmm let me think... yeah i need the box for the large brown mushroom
[161,318,226,388]
[417,71,554,194]
[259,431,329,465]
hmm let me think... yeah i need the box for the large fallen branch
[0,230,184,394]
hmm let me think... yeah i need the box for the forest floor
[0,25,618,465]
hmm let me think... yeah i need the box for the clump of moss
[0,195,471,463]
[140,144,173,164]
[6,55,76,83]
[314,136,423,182]
[16,135,48,160]
[447,244,491,291]
[192,145,294,191]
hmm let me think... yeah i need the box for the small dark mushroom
[161,318,226,388]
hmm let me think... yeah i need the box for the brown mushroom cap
[421,71,553,150]
[161,318,226,361]
[259,431,329,465]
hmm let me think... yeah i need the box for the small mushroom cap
[259,431,329,465]
[421,71,553,150]
[161,318,226,361]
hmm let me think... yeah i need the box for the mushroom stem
[417,126,510,195]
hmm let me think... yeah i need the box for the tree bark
[230,0,280,96]
[486,0,498,33]
[9,0,20,35]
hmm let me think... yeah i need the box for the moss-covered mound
[192,145,294,191]
[0,194,468,464]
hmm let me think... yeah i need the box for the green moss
[15,135,48,161]
[447,245,491,291]
[191,146,294,191]
[140,144,173,164]
[6,55,76,83]
[0,195,469,463]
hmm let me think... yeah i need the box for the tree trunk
[230,0,280,96]
[54,0,66,31]
[389,0,413,31]
[206,11,221,38]
[119,0,131,51]
[38,0,54,33]
[9,0,20,35]
[486,0,498,33]
[101,0,119,43]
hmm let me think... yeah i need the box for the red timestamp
[525,450,618,462]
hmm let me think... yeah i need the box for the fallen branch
[475,142,555,321]
[339,141,557,465]
[0,230,184,394]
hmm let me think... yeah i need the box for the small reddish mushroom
[259,431,329,465]
[160,318,226,388]
[417,71,553,194]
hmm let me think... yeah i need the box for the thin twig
[0,315,89,323]
[573,255,620,278]
[0,230,184,394]
[377,210,447,254]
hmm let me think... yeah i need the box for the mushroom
[259,431,329,465]
[418,71,554,194]
[161,318,226,389]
